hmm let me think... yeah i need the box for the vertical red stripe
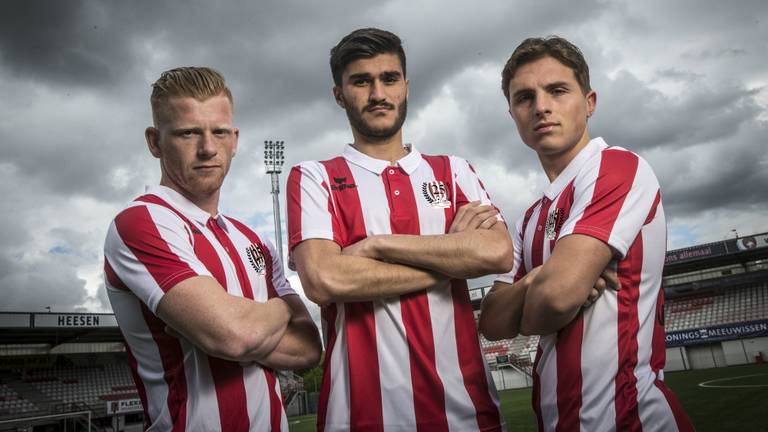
[139,303,188,431]
[264,369,284,432]
[384,164,449,431]
[553,181,583,431]
[573,150,638,241]
[287,166,304,251]
[615,237,643,432]
[529,198,551,429]
[652,380,695,432]
[452,279,503,430]
[124,344,151,429]
[531,345,544,432]
[554,315,584,432]
[316,304,338,432]
[113,204,197,292]
[208,218,255,300]
[321,158,383,430]
[226,217,279,299]
[513,201,540,283]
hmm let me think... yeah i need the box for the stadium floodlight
[264,140,286,264]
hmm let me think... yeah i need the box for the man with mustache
[479,37,694,431]
[104,67,321,431]
[287,28,511,431]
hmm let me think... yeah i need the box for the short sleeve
[495,216,525,284]
[263,237,296,298]
[103,203,212,313]
[450,156,506,223]
[558,149,661,259]
[287,163,341,249]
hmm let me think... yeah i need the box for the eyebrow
[347,70,403,81]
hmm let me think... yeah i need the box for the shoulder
[108,195,190,241]
[579,145,658,188]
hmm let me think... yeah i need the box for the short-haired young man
[104,67,321,431]
[479,37,694,431]
[288,28,511,431]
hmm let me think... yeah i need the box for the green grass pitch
[289,363,768,431]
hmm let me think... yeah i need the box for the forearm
[479,279,528,340]
[300,253,447,305]
[230,297,293,362]
[367,229,513,279]
[258,317,322,370]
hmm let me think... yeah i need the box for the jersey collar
[145,185,226,228]
[543,137,608,200]
[342,143,422,175]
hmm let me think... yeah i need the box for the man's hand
[341,236,378,259]
[449,201,500,233]
[582,267,620,309]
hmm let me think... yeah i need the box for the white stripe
[579,291,618,430]
[183,342,221,431]
[107,287,173,431]
[299,162,336,243]
[536,335,559,432]
[242,366,271,432]
[324,306,350,429]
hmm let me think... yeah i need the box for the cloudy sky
[1,0,766,316]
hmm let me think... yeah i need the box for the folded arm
[519,234,614,335]
[258,294,322,370]
[344,202,514,279]
[157,275,292,362]
[293,239,447,305]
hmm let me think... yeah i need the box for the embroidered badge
[246,243,266,275]
[422,181,451,208]
[544,208,563,240]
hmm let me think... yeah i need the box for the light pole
[264,140,286,265]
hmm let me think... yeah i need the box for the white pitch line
[698,373,768,388]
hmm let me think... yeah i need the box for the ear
[333,86,346,109]
[145,127,162,158]
[585,90,597,118]
[405,78,410,100]
[232,127,240,157]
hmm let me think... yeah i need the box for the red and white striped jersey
[497,138,693,431]
[104,185,294,432]
[287,144,504,432]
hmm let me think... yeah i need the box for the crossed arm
[156,276,322,369]
[294,202,514,305]
[479,234,618,340]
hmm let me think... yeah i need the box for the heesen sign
[665,320,768,347]
[34,314,118,328]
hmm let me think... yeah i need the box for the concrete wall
[664,336,768,371]
[491,367,532,390]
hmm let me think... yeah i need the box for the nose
[534,91,551,117]
[197,131,218,158]
[369,79,386,103]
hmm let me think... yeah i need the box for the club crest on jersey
[422,181,451,208]
[544,208,563,240]
[246,243,266,275]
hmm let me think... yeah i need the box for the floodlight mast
[264,140,285,265]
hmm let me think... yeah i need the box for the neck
[160,178,220,217]
[351,129,406,163]
[540,131,591,182]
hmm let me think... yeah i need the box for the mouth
[193,165,221,172]
[534,122,559,133]
[365,104,394,113]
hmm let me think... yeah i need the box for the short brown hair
[501,36,591,101]
[330,28,406,86]
[150,66,233,124]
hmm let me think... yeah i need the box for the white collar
[144,185,226,228]
[342,143,422,175]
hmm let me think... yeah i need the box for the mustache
[364,102,395,112]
